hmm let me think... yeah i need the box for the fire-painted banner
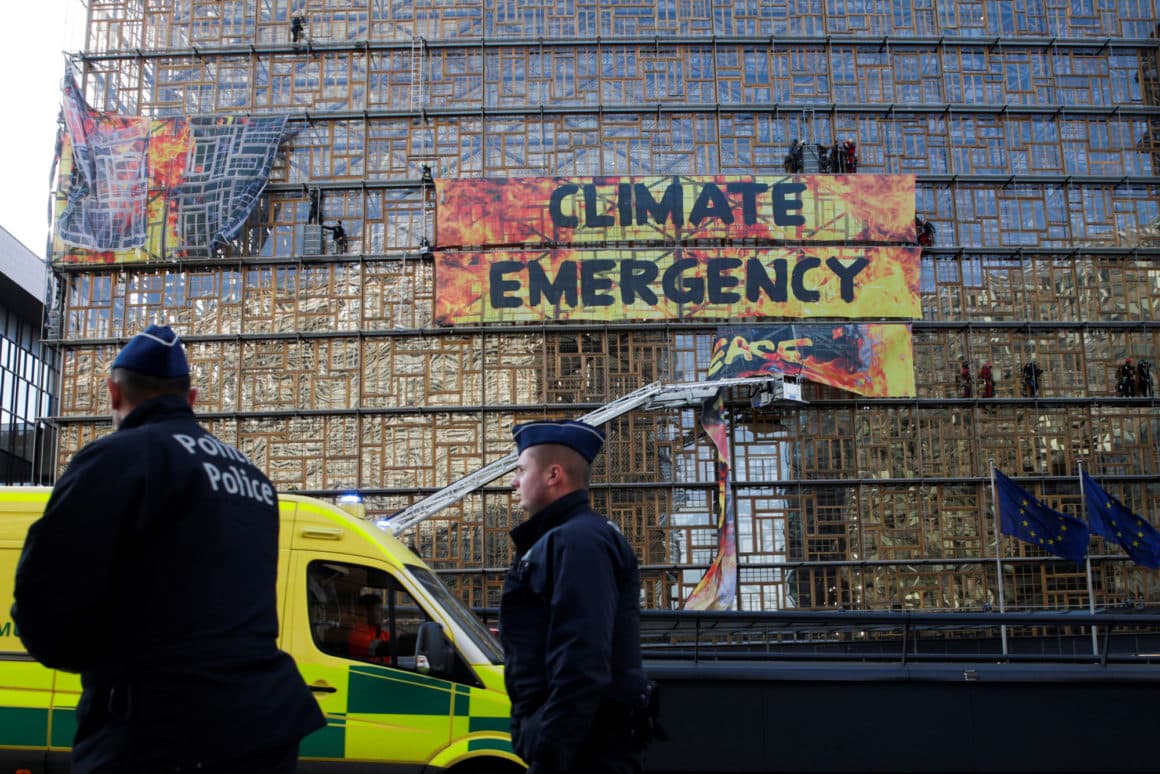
[683,323,914,606]
[709,324,916,397]
[435,246,921,325]
[684,392,738,611]
[53,71,289,263]
[436,175,916,246]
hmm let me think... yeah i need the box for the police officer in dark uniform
[500,419,656,774]
[12,325,324,773]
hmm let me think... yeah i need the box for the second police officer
[499,419,660,774]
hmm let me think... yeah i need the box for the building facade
[52,1,1159,610]
[0,227,56,485]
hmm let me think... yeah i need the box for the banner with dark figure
[708,323,916,398]
[54,70,289,263]
[685,324,915,608]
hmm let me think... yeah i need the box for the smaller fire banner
[683,324,916,607]
[708,324,915,398]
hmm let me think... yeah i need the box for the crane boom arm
[383,375,800,534]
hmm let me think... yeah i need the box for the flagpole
[988,459,1008,656]
[1078,460,1099,657]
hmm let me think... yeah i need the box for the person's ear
[107,378,123,411]
[186,387,199,408]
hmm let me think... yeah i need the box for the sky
[1,1,86,259]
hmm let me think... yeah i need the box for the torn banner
[54,71,289,263]
[708,323,915,398]
[684,324,916,609]
[683,391,738,610]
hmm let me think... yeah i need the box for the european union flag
[1082,471,1160,569]
[995,470,1089,563]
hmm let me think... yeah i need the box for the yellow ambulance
[0,486,522,773]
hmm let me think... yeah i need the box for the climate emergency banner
[708,323,916,398]
[434,246,921,324]
[436,175,916,246]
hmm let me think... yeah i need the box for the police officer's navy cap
[512,419,605,463]
[111,324,190,378]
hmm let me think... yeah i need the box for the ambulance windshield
[408,565,503,665]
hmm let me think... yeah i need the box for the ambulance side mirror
[414,621,451,675]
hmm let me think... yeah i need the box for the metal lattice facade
[50,0,1160,610]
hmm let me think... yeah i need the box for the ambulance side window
[306,560,432,671]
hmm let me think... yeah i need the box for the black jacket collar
[510,489,590,555]
[118,394,196,431]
